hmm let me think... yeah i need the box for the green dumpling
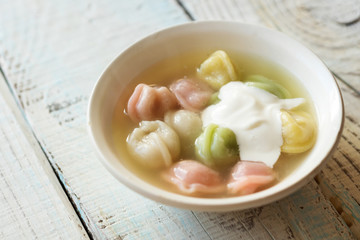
[195,123,239,169]
[244,75,291,99]
[208,92,220,105]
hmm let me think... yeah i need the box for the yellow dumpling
[281,110,316,153]
[197,50,237,90]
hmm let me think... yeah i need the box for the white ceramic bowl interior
[87,21,344,211]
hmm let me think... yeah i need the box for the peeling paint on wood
[181,0,360,93]
[0,72,88,239]
[0,0,359,239]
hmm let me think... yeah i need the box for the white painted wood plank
[0,73,88,239]
[0,0,357,239]
[181,0,360,238]
[1,1,206,239]
[314,79,360,237]
[192,180,355,240]
[181,0,360,93]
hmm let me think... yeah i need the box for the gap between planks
[0,67,90,239]
[0,0,357,239]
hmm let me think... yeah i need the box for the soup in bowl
[87,21,344,211]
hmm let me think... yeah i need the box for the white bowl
[87,21,344,211]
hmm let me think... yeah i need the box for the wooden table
[0,0,359,239]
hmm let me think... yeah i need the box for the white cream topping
[202,81,304,168]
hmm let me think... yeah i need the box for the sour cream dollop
[202,81,304,168]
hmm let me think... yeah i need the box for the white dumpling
[164,110,202,143]
[164,110,202,157]
[126,120,180,169]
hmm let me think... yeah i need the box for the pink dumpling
[227,161,276,195]
[127,84,179,122]
[163,160,225,195]
[169,78,214,112]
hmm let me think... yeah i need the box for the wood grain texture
[181,0,360,93]
[315,79,360,237]
[0,0,357,239]
[193,180,354,239]
[0,73,88,239]
[181,0,360,238]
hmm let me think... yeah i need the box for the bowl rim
[87,20,345,211]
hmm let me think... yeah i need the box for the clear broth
[111,50,316,197]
